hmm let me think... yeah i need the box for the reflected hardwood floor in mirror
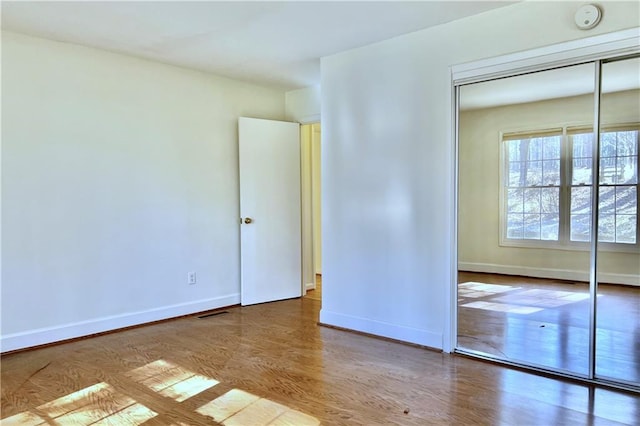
[458,271,640,383]
[2,294,639,425]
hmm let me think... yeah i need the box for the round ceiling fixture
[574,4,602,30]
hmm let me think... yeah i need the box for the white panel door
[239,117,301,306]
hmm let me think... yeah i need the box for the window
[505,133,561,241]
[503,126,639,248]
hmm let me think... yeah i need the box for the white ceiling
[1,1,516,90]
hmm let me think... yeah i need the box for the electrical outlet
[188,272,196,285]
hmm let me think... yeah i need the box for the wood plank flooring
[2,295,639,425]
[458,272,640,384]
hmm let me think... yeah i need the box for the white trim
[305,282,315,290]
[445,82,460,354]
[452,28,640,85]
[459,262,639,286]
[319,309,442,349]
[0,293,240,353]
[499,238,640,253]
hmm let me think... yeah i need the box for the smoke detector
[574,4,602,30]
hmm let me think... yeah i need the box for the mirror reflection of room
[457,59,639,384]
[596,57,640,384]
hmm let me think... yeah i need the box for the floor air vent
[197,311,229,319]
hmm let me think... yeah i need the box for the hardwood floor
[2,295,639,425]
[458,272,640,384]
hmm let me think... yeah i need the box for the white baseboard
[458,262,639,286]
[0,293,240,353]
[319,309,442,349]
[305,282,315,290]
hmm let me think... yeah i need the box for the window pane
[572,158,592,185]
[524,214,540,239]
[616,215,637,244]
[617,130,638,155]
[541,214,559,240]
[616,156,638,184]
[571,187,592,214]
[524,188,540,213]
[543,160,560,185]
[509,162,522,186]
[508,140,524,161]
[599,187,615,215]
[571,186,592,242]
[572,133,593,158]
[616,186,637,215]
[600,157,617,184]
[526,161,542,186]
[599,130,639,185]
[507,188,524,213]
[543,136,561,159]
[571,214,591,241]
[507,214,523,239]
[598,214,615,242]
[600,132,617,157]
[541,187,559,213]
[528,138,543,161]
[596,130,638,244]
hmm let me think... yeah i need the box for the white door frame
[300,123,315,294]
[300,121,322,295]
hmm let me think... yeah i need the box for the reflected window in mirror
[501,126,639,250]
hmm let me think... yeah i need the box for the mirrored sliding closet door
[595,56,640,386]
[456,54,639,391]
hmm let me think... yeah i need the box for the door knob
[244,217,253,224]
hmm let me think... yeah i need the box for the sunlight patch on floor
[1,360,318,426]
[196,388,259,422]
[459,282,520,298]
[0,382,159,426]
[461,301,543,314]
[493,289,590,307]
[126,359,219,402]
[91,403,157,425]
[37,382,113,418]
[459,282,592,313]
[197,388,320,426]
[0,411,46,426]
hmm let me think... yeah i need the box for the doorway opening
[301,123,322,302]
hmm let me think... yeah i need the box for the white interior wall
[1,32,285,351]
[285,85,321,124]
[320,1,640,350]
[459,91,640,286]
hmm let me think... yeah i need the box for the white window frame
[499,124,640,253]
